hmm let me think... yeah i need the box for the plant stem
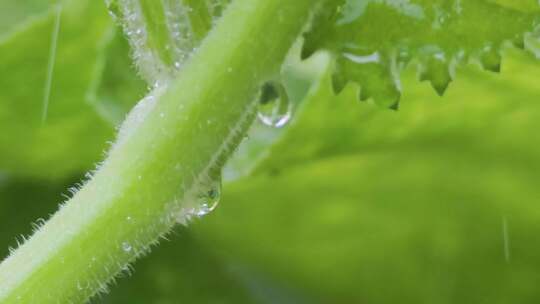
[0,0,321,302]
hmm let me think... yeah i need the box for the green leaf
[303,0,540,106]
[5,1,540,303]
[190,49,540,303]
[87,29,147,125]
[0,0,57,35]
[0,0,116,179]
[0,177,69,260]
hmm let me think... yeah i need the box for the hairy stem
[0,0,320,302]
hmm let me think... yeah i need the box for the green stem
[0,0,320,302]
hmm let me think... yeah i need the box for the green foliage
[195,50,540,303]
[111,48,540,303]
[303,0,540,106]
[0,0,132,179]
[4,48,540,303]
[2,0,540,303]
[0,0,54,34]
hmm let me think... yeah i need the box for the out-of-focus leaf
[258,49,540,175]
[0,176,69,260]
[303,0,540,105]
[0,1,129,179]
[94,48,540,304]
[88,29,146,125]
[189,48,540,303]
[0,0,57,35]
[5,2,540,303]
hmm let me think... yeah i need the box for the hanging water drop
[194,178,222,217]
[175,176,223,226]
[343,51,381,64]
[257,82,292,128]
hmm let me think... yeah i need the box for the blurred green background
[3,1,540,303]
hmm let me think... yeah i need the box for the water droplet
[343,51,381,64]
[176,176,222,226]
[194,178,222,217]
[257,82,292,128]
[122,242,132,252]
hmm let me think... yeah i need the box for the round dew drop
[257,82,292,128]
[175,177,223,226]
[194,179,222,217]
